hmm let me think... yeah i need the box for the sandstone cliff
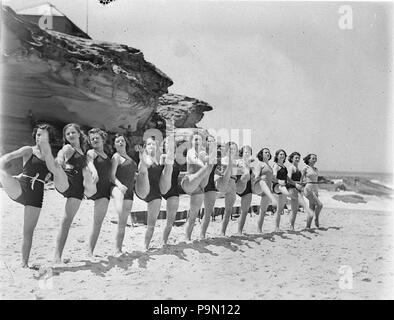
[0,6,212,158]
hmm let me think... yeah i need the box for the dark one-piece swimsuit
[12,153,50,208]
[162,160,181,200]
[236,168,253,197]
[138,161,164,203]
[272,165,288,195]
[89,153,112,201]
[114,155,138,200]
[287,168,302,190]
[56,150,86,200]
[204,164,218,193]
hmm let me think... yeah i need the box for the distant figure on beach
[272,149,294,232]
[287,152,314,231]
[110,133,138,255]
[0,124,54,268]
[38,123,96,264]
[302,153,323,228]
[235,145,254,235]
[137,136,173,250]
[252,147,278,233]
[160,136,182,245]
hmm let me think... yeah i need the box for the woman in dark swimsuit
[0,124,54,268]
[272,149,293,232]
[252,148,277,233]
[136,136,174,250]
[200,135,220,239]
[287,152,314,231]
[86,128,112,257]
[236,145,254,235]
[38,123,96,264]
[220,141,239,236]
[161,136,181,245]
[110,133,138,255]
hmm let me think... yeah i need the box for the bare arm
[272,163,279,183]
[252,161,261,182]
[110,154,121,186]
[187,149,205,168]
[0,146,32,165]
[300,167,310,185]
[56,145,74,167]
[86,149,99,182]
[287,165,296,186]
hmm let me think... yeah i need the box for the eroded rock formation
[157,93,212,128]
[0,6,212,159]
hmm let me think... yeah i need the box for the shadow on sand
[51,226,342,277]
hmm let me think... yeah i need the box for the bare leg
[0,160,23,200]
[305,195,316,229]
[21,206,41,268]
[135,161,150,199]
[257,196,270,233]
[221,190,236,236]
[236,169,250,194]
[215,160,233,193]
[257,180,278,208]
[275,194,287,232]
[37,136,69,192]
[237,193,252,235]
[163,196,179,245]
[54,198,81,263]
[289,189,299,231]
[182,164,213,194]
[112,187,133,254]
[297,192,314,229]
[200,191,217,238]
[309,192,323,228]
[144,199,161,250]
[185,193,204,241]
[88,198,110,256]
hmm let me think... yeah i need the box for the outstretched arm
[0,146,32,167]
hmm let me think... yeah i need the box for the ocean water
[320,171,394,189]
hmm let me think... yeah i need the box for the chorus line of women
[0,123,323,268]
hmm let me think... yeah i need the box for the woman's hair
[256,148,271,161]
[62,123,88,152]
[226,141,238,153]
[274,149,287,163]
[113,133,129,151]
[188,132,205,149]
[239,145,252,157]
[88,128,108,142]
[144,136,161,159]
[288,151,301,163]
[32,123,56,144]
[303,153,317,165]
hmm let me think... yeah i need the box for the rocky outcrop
[0,6,213,166]
[157,93,213,128]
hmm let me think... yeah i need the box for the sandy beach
[1,187,393,300]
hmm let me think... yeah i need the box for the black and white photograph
[0,0,393,301]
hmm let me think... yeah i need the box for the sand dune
[1,189,393,300]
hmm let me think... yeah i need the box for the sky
[4,0,393,173]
